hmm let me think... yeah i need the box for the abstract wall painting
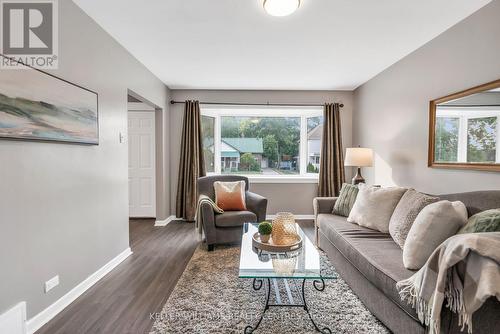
[0,55,98,144]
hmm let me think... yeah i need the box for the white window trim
[202,105,323,183]
[436,107,500,163]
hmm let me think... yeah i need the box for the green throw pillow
[459,208,500,234]
[333,183,359,217]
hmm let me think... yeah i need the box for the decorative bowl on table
[271,212,300,245]
[252,232,303,252]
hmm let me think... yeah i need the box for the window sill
[247,175,319,184]
[205,173,319,184]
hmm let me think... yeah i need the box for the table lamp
[344,147,373,185]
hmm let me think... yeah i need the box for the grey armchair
[197,175,267,251]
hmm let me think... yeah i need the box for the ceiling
[74,0,491,90]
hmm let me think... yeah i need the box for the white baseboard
[26,247,132,334]
[266,214,315,220]
[154,215,177,226]
[0,302,26,334]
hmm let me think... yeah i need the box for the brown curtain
[318,103,345,197]
[176,100,206,221]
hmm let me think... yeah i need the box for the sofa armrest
[246,191,268,222]
[199,201,217,245]
[313,197,338,247]
[313,197,338,216]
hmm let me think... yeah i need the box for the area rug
[150,246,390,334]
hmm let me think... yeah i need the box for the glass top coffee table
[239,223,336,333]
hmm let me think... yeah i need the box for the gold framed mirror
[428,79,500,172]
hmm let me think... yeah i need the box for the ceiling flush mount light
[263,0,300,17]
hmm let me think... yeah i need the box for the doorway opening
[127,91,164,221]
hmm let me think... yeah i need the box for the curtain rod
[169,100,344,108]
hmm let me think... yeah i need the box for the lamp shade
[344,148,373,167]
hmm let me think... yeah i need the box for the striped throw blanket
[195,195,224,235]
[397,232,500,334]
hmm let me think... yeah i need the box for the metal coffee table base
[244,278,332,334]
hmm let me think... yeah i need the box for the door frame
[127,90,172,225]
[128,109,157,218]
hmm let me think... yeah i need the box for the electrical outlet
[44,275,59,293]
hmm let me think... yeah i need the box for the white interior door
[128,111,156,217]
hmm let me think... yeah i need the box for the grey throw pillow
[332,183,359,217]
[389,189,439,249]
[403,200,468,270]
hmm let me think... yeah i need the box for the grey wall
[156,89,172,221]
[170,90,353,215]
[0,0,170,318]
[353,0,500,194]
[443,91,500,105]
[250,183,321,215]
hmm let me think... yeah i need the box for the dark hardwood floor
[36,219,314,334]
[37,219,199,334]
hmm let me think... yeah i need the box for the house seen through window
[201,107,323,177]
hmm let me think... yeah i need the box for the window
[435,108,500,163]
[201,106,323,179]
[201,115,215,173]
[467,117,497,163]
[435,117,459,162]
[307,116,324,173]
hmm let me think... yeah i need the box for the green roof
[221,151,240,158]
[222,138,263,153]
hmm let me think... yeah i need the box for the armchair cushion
[215,211,257,228]
[214,180,247,211]
[198,175,249,200]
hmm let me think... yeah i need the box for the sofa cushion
[389,189,439,249]
[403,200,467,270]
[317,213,419,319]
[215,211,257,228]
[438,191,500,217]
[347,185,407,233]
[459,208,500,234]
[332,183,359,217]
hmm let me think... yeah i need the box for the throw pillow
[213,181,247,211]
[459,208,500,234]
[332,183,359,217]
[389,189,439,249]
[403,200,467,270]
[347,185,407,233]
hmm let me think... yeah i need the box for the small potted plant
[258,221,272,243]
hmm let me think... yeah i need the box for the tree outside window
[220,116,301,175]
[435,117,459,162]
[434,110,499,164]
[201,107,323,177]
[467,117,497,163]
